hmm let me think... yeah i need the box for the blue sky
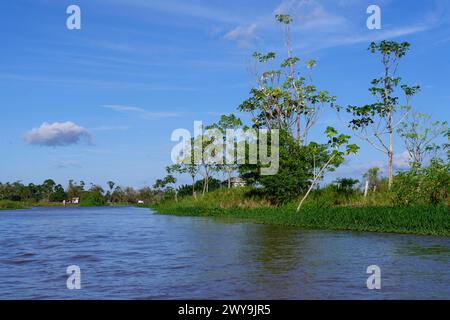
[1,0,449,188]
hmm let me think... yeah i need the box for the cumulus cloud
[24,122,92,147]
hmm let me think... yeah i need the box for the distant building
[137,200,145,205]
[64,197,80,205]
[222,177,246,188]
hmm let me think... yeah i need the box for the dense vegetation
[152,186,449,236]
[154,16,448,206]
[150,15,449,235]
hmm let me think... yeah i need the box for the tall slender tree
[347,41,419,188]
[207,114,244,188]
[240,14,337,146]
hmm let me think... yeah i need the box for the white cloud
[224,24,259,48]
[223,0,347,49]
[222,0,436,51]
[24,122,92,147]
[331,150,412,181]
[393,150,412,170]
[275,0,346,31]
[312,25,429,50]
[102,105,182,120]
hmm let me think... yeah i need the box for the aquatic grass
[153,199,450,237]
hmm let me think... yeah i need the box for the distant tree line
[0,179,165,206]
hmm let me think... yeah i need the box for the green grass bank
[0,200,26,210]
[152,189,450,237]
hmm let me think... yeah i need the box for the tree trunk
[364,181,369,198]
[388,112,394,189]
[297,153,336,212]
[191,176,196,197]
[202,176,207,195]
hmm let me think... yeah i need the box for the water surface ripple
[0,207,448,299]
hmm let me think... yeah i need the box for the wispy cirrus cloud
[224,24,260,48]
[275,0,346,31]
[102,105,183,120]
[223,0,438,50]
[223,0,347,48]
[110,0,244,24]
[52,159,83,169]
[297,24,430,52]
[0,74,198,92]
[24,122,92,147]
[91,125,131,131]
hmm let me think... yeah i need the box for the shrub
[308,181,362,208]
[79,191,106,207]
[392,159,449,205]
[239,131,335,205]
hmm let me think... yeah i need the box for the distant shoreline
[0,200,139,211]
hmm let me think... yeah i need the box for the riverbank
[0,200,80,210]
[152,190,450,237]
[0,200,26,210]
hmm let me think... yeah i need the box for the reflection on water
[0,206,448,300]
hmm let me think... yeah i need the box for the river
[0,206,448,299]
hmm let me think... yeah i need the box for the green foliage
[397,111,448,168]
[238,130,337,205]
[347,41,419,130]
[79,191,106,207]
[275,14,293,24]
[258,132,313,204]
[363,167,382,190]
[177,178,222,197]
[0,200,26,210]
[110,186,163,205]
[67,180,85,199]
[346,40,419,189]
[153,175,176,190]
[392,159,450,206]
[153,193,450,236]
[240,15,338,146]
[0,180,67,203]
[334,178,360,196]
[157,187,269,210]
[49,184,67,202]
